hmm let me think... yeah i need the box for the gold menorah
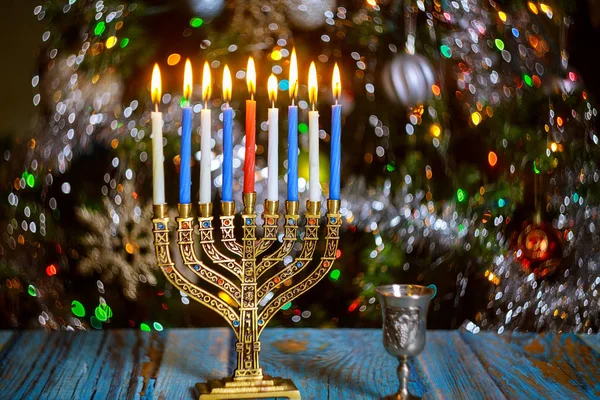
[152,193,341,399]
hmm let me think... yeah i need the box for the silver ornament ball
[383,54,436,107]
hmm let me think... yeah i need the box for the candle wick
[291,82,298,103]
[155,103,158,113]
[251,93,254,101]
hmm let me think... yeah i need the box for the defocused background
[0,0,44,139]
[1,0,600,333]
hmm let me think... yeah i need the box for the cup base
[382,393,422,400]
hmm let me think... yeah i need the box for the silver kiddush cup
[376,284,435,400]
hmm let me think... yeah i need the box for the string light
[488,151,498,167]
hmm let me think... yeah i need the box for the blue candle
[287,105,298,201]
[330,64,342,201]
[287,49,299,201]
[179,106,193,204]
[179,59,193,204]
[330,104,341,200]
[222,65,233,202]
[222,106,233,201]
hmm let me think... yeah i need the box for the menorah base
[196,376,301,399]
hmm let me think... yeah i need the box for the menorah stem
[236,192,263,380]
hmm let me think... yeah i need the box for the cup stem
[397,357,410,399]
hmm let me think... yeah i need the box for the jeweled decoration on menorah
[150,53,343,399]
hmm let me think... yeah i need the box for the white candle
[151,111,165,204]
[200,62,212,204]
[308,109,320,201]
[267,74,279,202]
[150,64,165,205]
[200,108,211,203]
[308,62,321,202]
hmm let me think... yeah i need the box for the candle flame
[289,48,298,100]
[151,63,162,105]
[183,59,193,102]
[202,61,211,104]
[247,57,256,97]
[222,64,232,103]
[268,74,277,106]
[308,61,318,106]
[332,63,341,102]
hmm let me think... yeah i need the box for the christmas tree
[1,0,599,333]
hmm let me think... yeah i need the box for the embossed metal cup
[376,284,434,400]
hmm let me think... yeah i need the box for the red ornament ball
[513,222,562,279]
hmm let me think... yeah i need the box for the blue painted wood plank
[0,331,73,399]
[48,330,165,400]
[0,331,14,352]
[461,331,600,399]
[0,330,166,400]
[419,331,505,400]
[260,328,435,399]
[580,334,600,355]
[1,329,599,400]
[543,334,600,398]
[153,328,232,400]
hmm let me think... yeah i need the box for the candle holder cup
[376,284,434,400]
[152,195,341,399]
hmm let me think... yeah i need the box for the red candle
[244,57,257,193]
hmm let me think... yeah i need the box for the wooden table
[0,329,599,399]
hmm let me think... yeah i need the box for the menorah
[152,194,341,399]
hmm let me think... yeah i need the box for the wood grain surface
[0,329,598,399]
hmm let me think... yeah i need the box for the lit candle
[308,62,321,202]
[287,49,299,201]
[151,64,165,205]
[243,57,256,194]
[199,62,212,204]
[330,63,342,201]
[222,65,233,202]
[267,74,279,201]
[179,59,193,204]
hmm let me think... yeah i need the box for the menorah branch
[258,200,341,335]
[176,204,242,304]
[152,205,241,337]
[256,204,320,304]
[255,200,280,257]
[255,201,300,278]
[220,201,243,257]
[197,204,244,279]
